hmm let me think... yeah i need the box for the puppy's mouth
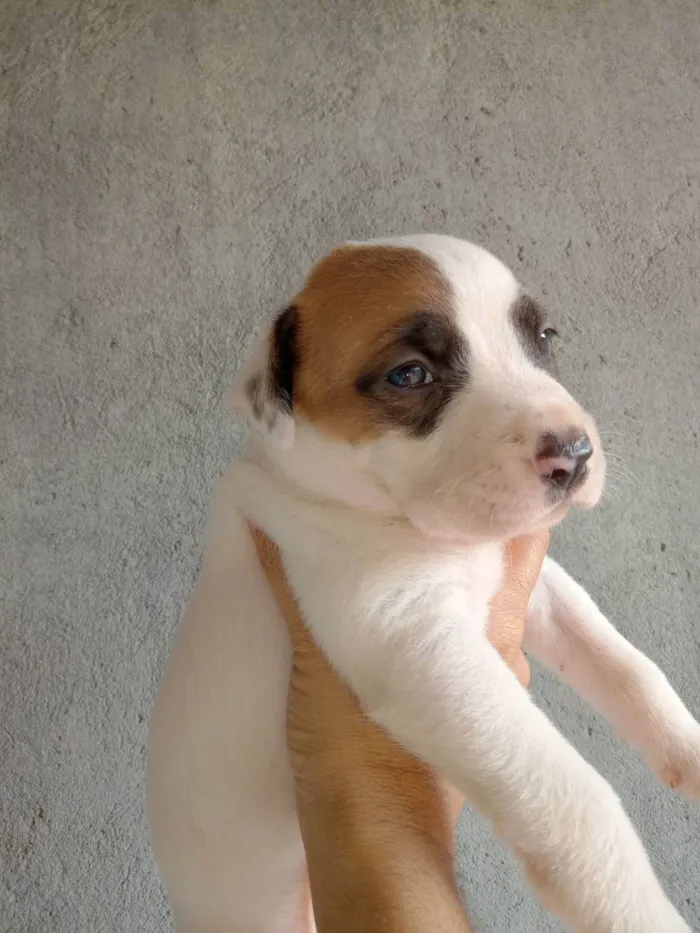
[565,464,606,511]
[534,457,603,529]
[542,463,589,502]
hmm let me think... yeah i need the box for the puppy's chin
[398,453,606,544]
[570,484,604,511]
[404,483,599,543]
[406,512,491,544]
[405,500,552,545]
[536,479,604,530]
[539,500,573,528]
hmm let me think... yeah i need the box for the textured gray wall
[1,2,699,931]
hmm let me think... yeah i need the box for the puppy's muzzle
[534,430,593,493]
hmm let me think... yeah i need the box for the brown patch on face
[290,245,468,442]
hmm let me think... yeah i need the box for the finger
[502,531,550,598]
[442,783,466,834]
[512,650,532,688]
[504,530,550,572]
[488,534,549,668]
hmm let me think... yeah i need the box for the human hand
[251,528,549,793]
[487,531,551,688]
[250,528,549,933]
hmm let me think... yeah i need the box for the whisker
[605,463,641,486]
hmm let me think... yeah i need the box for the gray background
[1,1,699,931]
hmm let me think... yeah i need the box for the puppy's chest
[421,547,504,629]
[291,538,504,639]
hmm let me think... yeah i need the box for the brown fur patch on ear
[292,246,459,443]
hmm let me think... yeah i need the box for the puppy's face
[234,235,605,542]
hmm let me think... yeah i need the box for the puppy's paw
[648,722,700,801]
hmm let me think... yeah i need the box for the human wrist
[298,778,472,933]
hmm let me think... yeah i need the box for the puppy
[147,235,699,933]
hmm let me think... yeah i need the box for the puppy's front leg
[365,625,688,933]
[226,463,687,932]
[525,557,700,798]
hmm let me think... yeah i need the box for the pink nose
[535,431,593,491]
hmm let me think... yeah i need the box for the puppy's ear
[229,307,299,448]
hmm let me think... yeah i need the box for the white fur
[147,236,698,932]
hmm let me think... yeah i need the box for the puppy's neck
[246,422,401,516]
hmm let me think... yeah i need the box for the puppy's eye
[538,327,558,355]
[386,362,434,388]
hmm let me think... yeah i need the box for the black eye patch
[510,294,558,372]
[268,306,299,414]
[393,312,461,367]
[356,310,470,438]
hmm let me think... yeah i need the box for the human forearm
[251,526,471,932]
[297,757,471,933]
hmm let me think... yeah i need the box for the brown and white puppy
[234,239,603,539]
[147,235,699,933]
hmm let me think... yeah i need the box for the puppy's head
[232,235,605,541]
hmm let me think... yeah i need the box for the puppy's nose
[535,431,593,491]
